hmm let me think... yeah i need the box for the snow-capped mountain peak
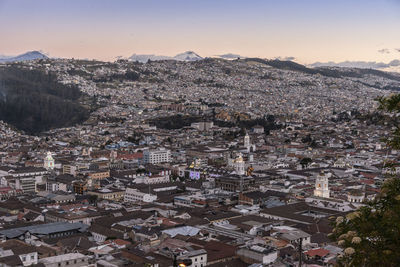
[0,51,48,63]
[173,51,203,61]
[129,51,203,63]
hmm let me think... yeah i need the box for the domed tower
[234,153,245,176]
[44,152,55,170]
[314,171,330,198]
[347,189,365,203]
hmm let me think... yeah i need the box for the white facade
[20,252,38,266]
[191,121,214,131]
[244,133,250,147]
[243,133,256,153]
[143,148,171,164]
[39,253,88,267]
[252,126,264,134]
[15,176,36,193]
[91,232,107,243]
[347,192,365,203]
[48,182,68,192]
[145,175,169,184]
[237,246,277,265]
[179,249,207,267]
[134,174,170,184]
[124,187,157,203]
[314,172,330,198]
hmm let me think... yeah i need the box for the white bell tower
[44,152,55,170]
[244,133,250,148]
[314,171,330,198]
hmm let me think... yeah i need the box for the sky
[0,0,399,64]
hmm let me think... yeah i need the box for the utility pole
[173,253,177,267]
[298,237,303,267]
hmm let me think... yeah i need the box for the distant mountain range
[129,51,246,62]
[309,60,400,72]
[129,51,203,63]
[243,58,400,82]
[2,50,399,73]
[215,53,242,60]
[0,51,48,63]
[129,51,400,73]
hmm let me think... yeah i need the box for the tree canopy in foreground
[331,94,400,266]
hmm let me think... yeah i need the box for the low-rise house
[178,249,207,267]
[0,240,38,266]
[89,224,125,243]
[124,187,157,203]
[87,187,125,201]
[39,253,89,267]
[237,245,278,265]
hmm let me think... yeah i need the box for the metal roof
[0,222,88,239]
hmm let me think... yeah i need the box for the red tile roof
[360,179,375,185]
[305,248,330,257]
[117,152,143,160]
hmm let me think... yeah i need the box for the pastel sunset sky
[1,0,399,63]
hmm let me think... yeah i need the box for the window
[22,257,26,262]
[31,255,35,260]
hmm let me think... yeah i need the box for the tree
[301,134,312,144]
[330,94,400,266]
[299,157,312,169]
[377,95,400,150]
[88,194,98,206]
[0,66,89,134]
[331,178,400,266]
[170,173,179,182]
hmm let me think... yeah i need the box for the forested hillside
[0,66,89,134]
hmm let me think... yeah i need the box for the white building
[237,245,277,265]
[124,187,157,203]
[243,133,256,153]
[252,125,265,134]
[244,133,250,148]
[135,175,170,184]
[143,148,171,164]
[179,249,207,267]
[191,121,214,131]
[0,167,47,193]
[314,171,330,198]
[347,190,365,203]
[0,240,38,266]
[144,175,170,184]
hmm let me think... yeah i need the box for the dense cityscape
[0,52,399,266]
[1,0,400,266]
